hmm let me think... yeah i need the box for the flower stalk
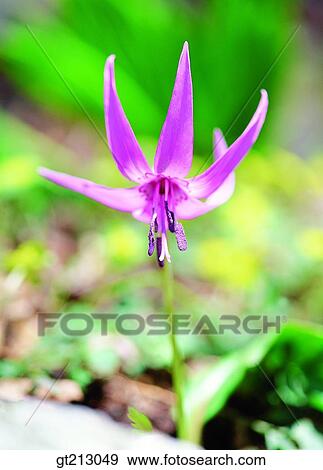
[161,262,186,440]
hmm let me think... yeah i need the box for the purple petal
[213,128,228,160]
[132,203,153,223]
[104,56,152,182]
[176,174,235,219]
[188,90,268,199]
[39,167,146,212]
[154,42,193,178]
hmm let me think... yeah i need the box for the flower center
[147,177,187,266]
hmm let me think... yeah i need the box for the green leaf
[0,359,25,378]
[183,334,277,443]
[265,427,297,450]
[85,346,120,377]
[290,419,323,450]
[128,406,153,433]
[309,391,323,412]
[254,419,323,450]
[68,367,93,389]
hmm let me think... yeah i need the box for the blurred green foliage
[0,0,296,153]
[183,322,323,447]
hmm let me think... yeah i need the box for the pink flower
[39,42,268,266]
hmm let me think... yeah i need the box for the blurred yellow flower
[104,224,145,268]
[0,155,38,193]
[298,229,323,261]
[196,238,261,289]
[4,240,49,281]
[220,185,272,245]
[240,150,320,197]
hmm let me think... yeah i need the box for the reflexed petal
[189,90,268,198]
[176,173,235,219]
[132,205,152,224]
[211,128,235,201]
[104,56,152,182]
[213,128,228,160]
[154,42,193,178]
[207,171,235,205]
[38,167,146,212]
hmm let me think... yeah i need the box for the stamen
[165,201,175,232]
[154,217,159,233]
[147,222,155,256]
[156,236,164,267]
[175,223,187,251]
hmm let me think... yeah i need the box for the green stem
[161,262,186,440]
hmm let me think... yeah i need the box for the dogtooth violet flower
[39,42,268,267]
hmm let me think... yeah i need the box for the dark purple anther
[154,217,159,233]
[148,223,155,256]
[165,201,175,232]
[175,223,187,251]
[156,236,164,267]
